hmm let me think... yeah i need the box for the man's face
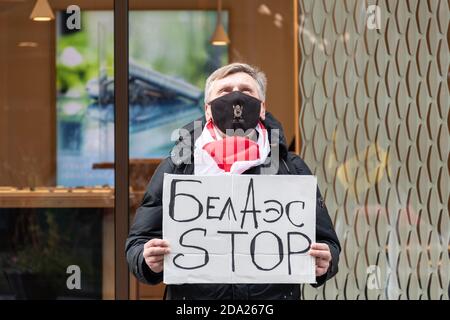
[205,72,266,123]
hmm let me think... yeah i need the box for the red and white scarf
[194,120,270,175]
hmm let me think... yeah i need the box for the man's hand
[143,239,170,273]
[309,243,331,277]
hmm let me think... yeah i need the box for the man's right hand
[143,239,170,273]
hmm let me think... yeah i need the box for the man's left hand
[309,243,331,277]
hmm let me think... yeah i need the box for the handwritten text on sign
[163,174,317,284]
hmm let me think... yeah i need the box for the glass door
[0,0,116,299]
[126,0,300,300]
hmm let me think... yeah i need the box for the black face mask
[209,91,262,135]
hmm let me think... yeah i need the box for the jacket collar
[171,112,289,167]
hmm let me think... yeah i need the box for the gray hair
[204,63,267,103]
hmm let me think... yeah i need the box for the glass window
[127,0,300,300]
[0,0,115,299]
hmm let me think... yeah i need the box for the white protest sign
[162,174,317,284]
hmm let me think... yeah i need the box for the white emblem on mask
[233,104,243,122]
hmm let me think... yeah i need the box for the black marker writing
[240,178,261,229]
[173,228,209,270]
[263,199,283,223]
[169,179,203,222]
[286,201,305,227]
[206,196,221,219]
[221,197,237,221]
[250,231,284,271]
[217,231,248,272]
[287,231,311,275]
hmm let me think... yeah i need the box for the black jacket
[126,112,340,300]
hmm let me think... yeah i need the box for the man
[126,63,340,300]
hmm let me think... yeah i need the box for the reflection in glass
[57,11,228,187]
